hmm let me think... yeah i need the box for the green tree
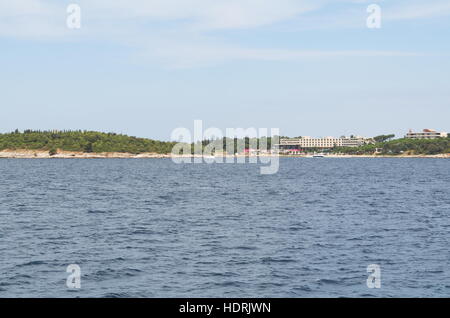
[49,147,57,156]
[373,134,395,143]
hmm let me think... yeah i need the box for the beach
[0,149,448,159]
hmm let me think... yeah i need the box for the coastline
[0,149,171,159]
[292,154,450,158]
[0,149,448,159]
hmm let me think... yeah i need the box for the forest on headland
[0,130,449,156]
[0,130,278,155]
[0,130,177,154]
[333,136,450,155]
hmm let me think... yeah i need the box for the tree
[373,134,395,143]
[84,142,94,153]
[49,148,57,156]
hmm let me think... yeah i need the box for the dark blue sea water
[0,158,449,297]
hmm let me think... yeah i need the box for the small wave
[261,257,296,264]
[130,229,153,235]
[293,285,313,292]
[87,267,143,281]
[102,292,131,298]
[87,209,109,214]
[214,281,243,287]
[233,246,258,251]
[316,278,341,285]
[16,260,47,267]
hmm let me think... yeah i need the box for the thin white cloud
[0,0,68,38]
[80,0,320,29]
[0,0,435,67]
[384,1,450,20]
[0,0,319,39]
[0,0,54,16]
[145,42,421,68]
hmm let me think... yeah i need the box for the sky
[1,0,449,140]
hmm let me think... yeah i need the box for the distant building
[405,129,448,139]
[278,135,373,152]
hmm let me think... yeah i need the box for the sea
[0,158,449,297]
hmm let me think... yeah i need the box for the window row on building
[278,136,374,150]
[405,129,447,139]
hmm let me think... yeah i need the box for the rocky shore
[0,149,448,159]
[0,149,171,159]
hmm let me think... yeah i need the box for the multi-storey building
[278,136,373,152]
[405,129,448,139]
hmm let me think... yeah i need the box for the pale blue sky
[1,0,449,140]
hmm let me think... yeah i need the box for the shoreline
[288,154,450,158]
[0,149,171,159]
[0,149,449,159]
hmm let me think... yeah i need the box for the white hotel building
[405,129,448,139]
[278,136,373,152]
